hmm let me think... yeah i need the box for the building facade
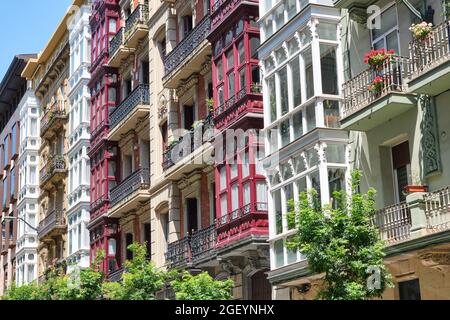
[88,0,121,276]
[16,67,40,286]
[0,56,34,294]
[67,2,92,271]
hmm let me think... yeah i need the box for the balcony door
[186,198,199,235]
[250,270,272,300]
[183,104,194,130]
[370,4,399,54]
[391,141,411,203]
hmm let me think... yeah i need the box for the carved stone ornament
[419,249,450,273]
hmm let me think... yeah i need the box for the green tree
[286,170,392,300]
[171,272,234,300]
[2,282,45,300]
[102,243,170,300]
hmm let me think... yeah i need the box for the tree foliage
[2,243,235,300]
[286,170,392,300]
[171,272,234,300]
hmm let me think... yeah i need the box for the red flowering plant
[364,48,396,71]
[368,76,385,94]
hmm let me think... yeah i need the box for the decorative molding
[176,74,198,97]
[419,249,450,273]
[420,95,441,177]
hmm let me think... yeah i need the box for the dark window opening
[186,198,198,235]
[125,233,133,261]
[399,279,421,300]
[183,105,194,130]
[144,223,151,258]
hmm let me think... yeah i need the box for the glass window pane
[250,37,260,59]
[293,111,303,139]
[242,151,250,178]
[303,48,314,99]
[244,183,251,205]
[226,50,234,70]
[273,189,283,234]
[221,194,228,216]
[230,162,238,180]
[297,176,307,193]
[257,181,268,204]
[290,57,301,107]
[287,236,298,264]
[220,166,227,190]
[264,17,273,38]
[231,184,239,211]
[238,40,245,64]
[239,68,246,91]
[386,30,399,53]
[287,38,299,55]
[267,76,277,122]
[318,23,337,41]
[329,168,346,208]
[216,59,223,82]
[275,4,285,30]
[323,100,340,128]
[275,47,287,64]
[320,44,338,95]
[274,239,284,268]
[326,144,345,163]
[280,120,290,147]
[286,0,297,19]
[228,72,235,98]
[298,27,312,46]
[310,171,321,201]
[371,5,397,40]
[285,184,295,230]
[294,156,306,174]
[306,103,316,132]
[279,67,289,115]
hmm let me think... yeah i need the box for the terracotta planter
[404,185,429,193]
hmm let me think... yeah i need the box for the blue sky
[0,0,73,81]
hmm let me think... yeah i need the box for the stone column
[407,192,428,239]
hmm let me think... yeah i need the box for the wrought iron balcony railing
[110,84,150,130]
[39,155,66,186]
[166,236,192,268]
[164,15,211,75]
[191,224,217,261]
[109,167,150,208]
[38,209,66,239]
[90,194,108,212]
[409,19,450,80]
[341,56,411,120]
[109,27,124,58]
[371,202,411,244]
[41,101,67,136]
[108,267,124,283]
[216,202,268,228]
[125,4,149,39]
[214,85,262,119]
[162,114,214,170]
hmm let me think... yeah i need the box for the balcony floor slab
[341,93,417,132]
[408,59,450,96]
[108,104,150,141]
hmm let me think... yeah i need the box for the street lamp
[1,215,38,232]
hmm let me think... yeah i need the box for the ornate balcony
[39,155,67,190]
[340,56,415,131]
[109,84,150,141]
[424,186,450,232]
[108,168,150,218]
[41,100,67,139]
[38,209,66,240]
[371,202,411,245]
[191,224,217,264]
[216,202,269,249]
[90,194,109,213]
[124,4,149,48]
[213,85,263,130]
[109,27,132,68]
[163,15,211,88]
[408,19,450,96]
[162,115,214,177]
[166,237,192,269]
[108,267,124,283]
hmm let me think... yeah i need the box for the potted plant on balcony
[410,22,433,43]
[206,98,214,114]
[404,172,429,194]
[251,82,262,94]
[364,48,396,72]
[368,76,385,97]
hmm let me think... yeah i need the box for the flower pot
[404,185,429,193]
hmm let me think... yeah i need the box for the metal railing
[41,101,67,136]
[109,168,150,207]
[164,15,211,75]
[125,4,149,39]
[110,84,150,130]
[166,236,192,268]
[372,202,411,244]
[109,27,124,58]
[108,267,124,283]
[40,155,66,186]
[38,209,66,239]
[191,224,217,261]
[216,202,268,228]
[162,114,214,170]
[214,85,262,119]
[341,56,410,119]
[409,19,450,80]
[424,186,450,231]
